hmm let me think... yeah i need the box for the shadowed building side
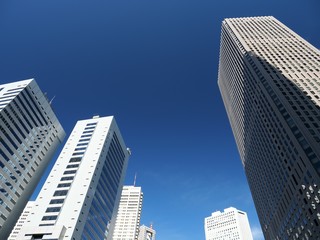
[218,16,320,239]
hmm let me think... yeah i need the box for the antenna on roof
[133,172,137,186]
[49,95,56,105]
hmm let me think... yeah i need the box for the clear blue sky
[1,1,319,239]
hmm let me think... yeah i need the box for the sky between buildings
[1,0,319,239]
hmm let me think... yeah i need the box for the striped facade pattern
[0,79,65,239]
[218,17,320,239]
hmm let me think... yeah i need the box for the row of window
[41,122,97,223]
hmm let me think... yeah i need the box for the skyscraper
[16,116,131,240]
[218,16,320,239]
[204,207,253,240]
[112,185,143,240]
[138,224,156,240]
[0,79,65,239]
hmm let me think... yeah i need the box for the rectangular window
[83,130,94,134]
[63,170,77,175]
[7,87,24,92]
[46,207,61,213]
[72,152,84,156]
[80,134,92,138]
[84,126,96,130]
[60,176,74,181]
[79,138,90,142]
[53,190,68,196]
[57,183,71,188]
[75,147,86,151]
[77,143,88,146]
[42,215,57,221]
[69,157,82,163]
[86,123,97,126]
[66,164,79,169]
[49,199,65,204]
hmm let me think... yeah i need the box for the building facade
[204,207,253,240]
[138,224,156,240]
[0,79,65,239]
[16,116,130,240]
[9,201,34,240]
[112,186,143,240]
[218,16,320,239]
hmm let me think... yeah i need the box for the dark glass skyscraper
[218,16,320,239]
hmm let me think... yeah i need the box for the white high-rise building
[204,207,253,240]
[138,224,156,240]
[218,16,320,239]
[0,79,65,239]
[16,116,130,240]
[112,186,143,240]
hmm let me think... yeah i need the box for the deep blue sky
[1,1,319,239]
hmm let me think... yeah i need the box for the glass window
[72,152,84,156]
[80,134,92,138]
[63,170,77,175]
[69,158,82,163]
[46,207,61,212]
[42,215,57,221]
[53,190,68,196]
[60,176,74,181]
[49,199,65,204]
[57,183,71,188]
[66,164,79,169]
[75,147,86,151]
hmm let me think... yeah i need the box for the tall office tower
[9,201,34,240]
[112,185,143,240]
[16,116,131,240]
[0,79,65,239]
[218,16,320,239]
[204,207,253,240]
[138,224,156,240]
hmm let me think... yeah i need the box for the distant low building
[138,224,156,240]
[112,185,143,240]
[204,207,253,240]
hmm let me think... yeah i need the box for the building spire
[133,172,137,186]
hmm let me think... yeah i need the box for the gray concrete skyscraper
[0,79,65,239]
[218,16,320,239]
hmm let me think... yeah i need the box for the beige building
[218,16,320,239]
[112,186,143,240]
[138,224,156,240]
